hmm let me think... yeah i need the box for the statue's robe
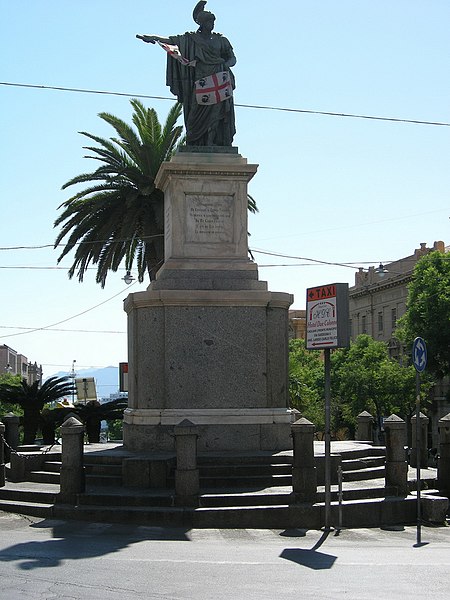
[166,32,236,146]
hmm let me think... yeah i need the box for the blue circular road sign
[412,337,427,372]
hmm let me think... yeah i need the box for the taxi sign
[306,283,350,350]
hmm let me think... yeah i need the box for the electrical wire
[0,282,136,340]
[2,81,449,127]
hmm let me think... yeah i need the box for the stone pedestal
[0,422,5,487]
[57,416,85,504]
[123,151,295,453]
[410,412,429,468]
[356,411,374,442]
[384,414,408,497]
[290,417,317,504]
[438,413,450,497]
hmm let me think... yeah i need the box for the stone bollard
[437,413,450,498]
[174,419,199,507]
[410,412,429,468]
[356,411,374,442]
[384,414,408,497]
[290,417,317,504]
[0,421,5,487]
[2,413,20,461]
[57,416,85,504]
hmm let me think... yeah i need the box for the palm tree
[54,99,258,287]
[72,397,128,443]
[54,99,184,286]
[0,376,75,444]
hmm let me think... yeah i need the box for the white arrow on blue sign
[412,337,427,372]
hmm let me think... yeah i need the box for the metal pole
[337,465,343,531]
[324,348,332,530]
[416,371,421,546]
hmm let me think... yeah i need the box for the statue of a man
[137,1,236,147]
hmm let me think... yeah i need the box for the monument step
[41,461,62,473]
[53,504,189,527]
[28,470,60,484]
[0,498,53,519]
[198,474,292,488]
[77,492,174,508]
[85,464,123,477]
[342,466,385,482]
[199,492,290,507]
[199,463,292,478]
[0,487,57,505]
[341,456,385,471]
[198,453,293,466]
[86,474,123,487]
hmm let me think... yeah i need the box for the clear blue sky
[1,0,449,379]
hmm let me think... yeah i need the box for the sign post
[306,283,349,531]
[412,336,427,546]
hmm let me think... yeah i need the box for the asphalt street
[0,512,449,599]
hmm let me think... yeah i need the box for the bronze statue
[137,1,236,147]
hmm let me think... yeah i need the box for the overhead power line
[2,81,449,127]
[0,282,136,340]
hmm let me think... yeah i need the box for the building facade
[0,344,42,384]
[348,241,449,447]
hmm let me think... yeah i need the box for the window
[391,307,397,331]
[362,315,367,334]
[378,311,384,332]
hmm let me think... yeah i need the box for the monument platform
[123,150,295,453]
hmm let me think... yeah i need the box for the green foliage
[0,373,21,416]
[0,376,75,444]
[54,99,258,288]
[395,251,450,379]
[106,419,123,441]
[288,339,325,429]
[332,335,427,428]
[288,335,429,436]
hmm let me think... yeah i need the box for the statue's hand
[136,34,156,44]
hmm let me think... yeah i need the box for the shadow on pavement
[279,529,337,570]
[0,519,191,570]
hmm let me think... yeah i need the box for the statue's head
[193,1,216,30]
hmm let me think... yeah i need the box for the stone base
[123,409,295,453]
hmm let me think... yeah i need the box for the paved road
[0,513,449,599]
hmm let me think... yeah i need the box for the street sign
[412,337,427,372]
[306,283,350,350]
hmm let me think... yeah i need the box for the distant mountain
[49,366,119,401]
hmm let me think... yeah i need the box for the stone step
[42,461,62,473]
[342,466,385,482]
[78,491,175,508]
[341,457,385,471]
[199,464,292,477]
[28,470,60,484]
[199,492,291,507]
[0,498,53,519]
[197,473,293,489]
[85,464,122,477]
[0,487,57,504]
[198,454,293,466]
[53,504,189,527]
[86,474,123,487]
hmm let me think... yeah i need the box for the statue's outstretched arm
[136,34,171,44]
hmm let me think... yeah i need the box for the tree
[289,339,326,430]
[0,376,75,444]
[0,373,21,417]
[54,99,258,287]
[54,99,183,285]
[396,251,450,379]
[331,335,425,433]
[288,335,428,439]
[72,397,127,443]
